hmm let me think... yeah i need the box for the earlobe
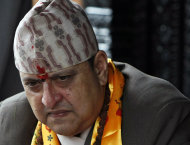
[94,51,108,86]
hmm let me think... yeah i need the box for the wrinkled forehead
[14,0,98,75]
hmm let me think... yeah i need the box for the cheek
[58,78,103,116]
[26,91,42,107]
[58,87,79,107]
[69,83,101,114]
[63,88,72,97]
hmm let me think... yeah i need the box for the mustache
[45,101,73,112]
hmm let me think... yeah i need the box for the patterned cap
[14,0,98,74]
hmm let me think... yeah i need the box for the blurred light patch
[85,7,113,58]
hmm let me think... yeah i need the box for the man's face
[20,60,106,136]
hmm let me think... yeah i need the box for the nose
[42,80,63,109]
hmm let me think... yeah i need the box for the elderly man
[0,0,190,145]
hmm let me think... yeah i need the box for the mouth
[48,110,71,118]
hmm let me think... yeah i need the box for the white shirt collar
[57,127,91,145]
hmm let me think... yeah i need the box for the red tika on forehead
[36,65,46,74]
[37,73,49,80]
[36,65,49,80]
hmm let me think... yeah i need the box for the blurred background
[0,0,190,101]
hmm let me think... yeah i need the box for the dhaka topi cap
[13,0,98,74]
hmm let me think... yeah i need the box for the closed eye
[58,75,72,81]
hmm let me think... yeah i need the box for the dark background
[0,0,190,101]
[85,0,190,98]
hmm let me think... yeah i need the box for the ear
[93,50,108,86]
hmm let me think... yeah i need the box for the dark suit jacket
[1,62,190,145]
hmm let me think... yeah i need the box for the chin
[56,130,79,136]
[51,125,79,136]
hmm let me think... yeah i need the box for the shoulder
[114,61,189,108]
[0,92,33,119]
[0,92,37,145]
[114,62,190,145]
[1,92,28,106]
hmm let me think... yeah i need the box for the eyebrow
[21,69,77,82]
[49,69,77,79]
[22,77,41,82]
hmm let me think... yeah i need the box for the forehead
[20,61,90,79]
